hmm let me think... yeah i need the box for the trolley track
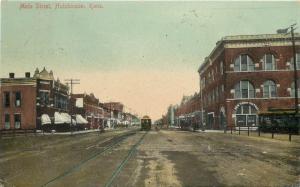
[41,129,139,187]
[104,131,148,187]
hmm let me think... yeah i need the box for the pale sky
[1,1,300,119]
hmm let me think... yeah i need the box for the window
[15,92,21,107]
[291,78,300,97]
[208,72,211,83]
[234,54,254,72]
[263,54,276,70]
[263,80,277,98]
[234,80,255,98]
[39,91,49,105]
[4,92,10,107]
[4,114,10,129]
[14,114,21,129]
[220,61,223,75]
[290,53,300,70]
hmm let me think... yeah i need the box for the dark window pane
[15,92,21,107]
[236,107,242,114]
[4,114,10,129]
[242,89,248,98]
[242,105,250,114]
[4,92,10,107]
[241,55,248,71]
[14,114,21,129]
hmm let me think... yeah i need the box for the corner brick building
[0,68,70,131]
[0,73,37,130]
[198,33,300,130]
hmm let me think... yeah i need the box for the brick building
[198,33,300,130]
[103,102,124,128]
[0,72,37,130]
[0,68,71,131]
[72,93,103,129]
[174,93,202,129]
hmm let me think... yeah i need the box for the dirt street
[0,129,299,187]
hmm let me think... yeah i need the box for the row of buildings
[0,68,139,131]
[162,33,300,130]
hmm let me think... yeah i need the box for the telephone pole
[65,78,80,134]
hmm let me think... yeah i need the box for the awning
[61,113,76,125]
[54,112,65,124]
[76,114,88,124]
[54,112,76,124]
[61,113,71,123]
[41,114,51,125]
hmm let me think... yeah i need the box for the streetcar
[141,115,151,131]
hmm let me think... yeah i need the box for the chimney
[25,72,30,78]
[9,73,15,78]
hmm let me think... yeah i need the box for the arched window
[263,54,276,70]
[236,104,257,115]
[235,103,258,127]
[290,53,300,70]
[234,80,255,98]
[263,80,277,98]
[291,78,300,97]
[234,54,254,72]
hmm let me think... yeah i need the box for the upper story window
[220,61,223,75]
[4,92,10,107]
[39,91,49,106]
[290,78,300,97]
[290,53,300,70]
[263,80,277,98]
[234,80,255,98]
[208,72,211,83]
[263,54,276,70]
[234,54,254,72]
[15,92,21,107]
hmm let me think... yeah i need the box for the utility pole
[291,25,298,115]
[65,78,80,135]
[277,23,298,138]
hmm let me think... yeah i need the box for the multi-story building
[72,93,103,129]
[174,93,202,129]
[103,102,124,127]
[33,68,70,131]
[0,72,37,130]
[0,68,71,131]
[198,33,300,130]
